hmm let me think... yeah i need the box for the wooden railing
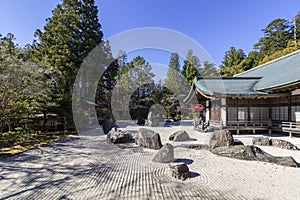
[225,121,269,134]
[208,120,270,134]
[208,120,300,137]
[209,120,222,128]
[272,121,300,137]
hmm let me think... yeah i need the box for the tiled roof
[191,50,300,98]
[235,50,300,91]
[194,77,266,96]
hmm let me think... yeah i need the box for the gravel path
[0,123,300,199]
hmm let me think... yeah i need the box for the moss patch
[0,131,76,158]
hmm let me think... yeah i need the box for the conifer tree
[34,0,104,129]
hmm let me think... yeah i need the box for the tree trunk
[43,110,47,131]
[64,110,67,133]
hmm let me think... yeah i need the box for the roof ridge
[196,76,261,80]
[235,49,300,76]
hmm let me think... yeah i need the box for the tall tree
[292,12,300,42]
[115,56,155,120]
[164,52,181,89]
[0,34,55,132]
[35,0,103,93]
[119,56,155,97]
[200,61,219,76]
[34,0,103,129]
[220,47,245,76]
[164,52,190,94]
[254,18,291,57]
[181,50,201,84]
[238,51,263,71]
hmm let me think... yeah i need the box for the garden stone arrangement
[1,122,300,199]
[252,136,299,150]
[209,131,299,168]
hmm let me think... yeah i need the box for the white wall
[221,98,226,123]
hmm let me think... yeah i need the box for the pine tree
[34,0,103,129]
[181,50,201,84]
[164,52,186,93]
[35,0,103,93]
[220,47,245,76]
[254,18,291,58]
[200,61,219,76]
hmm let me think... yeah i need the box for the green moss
[0,131,76,158]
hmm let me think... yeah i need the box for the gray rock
[270,139,299,151]
[175,144,208,150]
[192,116,200,129]
[169,130,191,141]
[211,145,298,168]
[145,111,159,127]
[106,128,133,144]
[252,137,270,146]
[209,129,234,150]
[206,126,215,132]
[169,162,191,181]
[135,128,163,150]
[152,143,174,163]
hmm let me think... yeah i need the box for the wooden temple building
[185,50,300,136]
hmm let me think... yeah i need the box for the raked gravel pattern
[1,126,299,199]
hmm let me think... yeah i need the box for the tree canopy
[219,12,300,76]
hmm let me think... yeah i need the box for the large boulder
[169,130,191,141]
[211,145,298,168]
[209,129,234,150]
[145,111,159,127]
[107,128,133,144]
[252,137,270,146]
[169,162,191,181]
[135,128,163,150]
[270,139,299,151]
[152,143,174,163]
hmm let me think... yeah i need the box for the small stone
[252,137,270,146]
[107,128,133,144]
[152,143,174,163]
[169,130,191,141]
[169,162,191,181]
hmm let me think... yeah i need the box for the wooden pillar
[268,118,272,134]
[269,104,272,134]
[288,95,292,122]
[221,98,227,127]
[205,100,210,121]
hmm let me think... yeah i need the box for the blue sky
[1,0,300,67]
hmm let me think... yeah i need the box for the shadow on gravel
[190,171,200,178]
[0,135,120,199]
[174,158,194,165]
